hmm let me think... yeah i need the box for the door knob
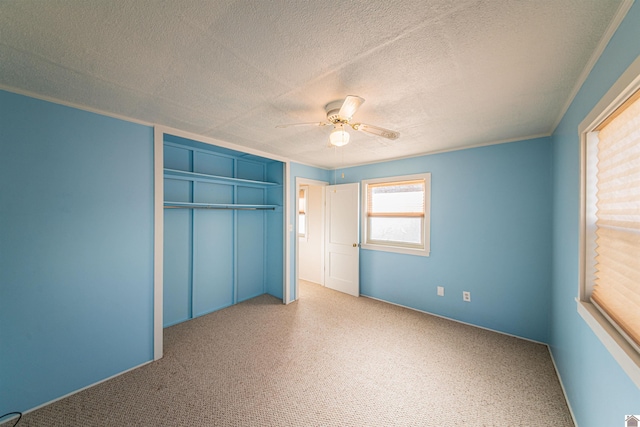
[353,243,358,247]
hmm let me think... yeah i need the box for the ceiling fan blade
[351,123,400,140]
[338,95,365,120]
[275,122,330,128]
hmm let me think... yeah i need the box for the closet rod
[164,206,275,210]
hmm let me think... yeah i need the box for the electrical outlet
[437,286,444,297]
[463,291,471,302]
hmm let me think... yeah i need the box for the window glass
[369,217,422,245]
[298,187,307,238]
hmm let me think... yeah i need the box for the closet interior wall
[162,134,284,327]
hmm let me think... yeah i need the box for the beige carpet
[10,281,573,426]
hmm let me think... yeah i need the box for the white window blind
[367,180,425,218]
[590,89,640,349]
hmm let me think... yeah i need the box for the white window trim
[577,54,640,389]
[361,173,431,257]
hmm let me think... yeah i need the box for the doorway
[296,178,328,299]
[295,179,361,300]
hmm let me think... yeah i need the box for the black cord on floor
[0,412,22,427]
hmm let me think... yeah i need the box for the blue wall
[0,90,154,414]
[349,139,553,342]
[549,3,640,425]
[291,139,553,342]
[266,162,285,299]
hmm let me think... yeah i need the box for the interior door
[324,183,360,297]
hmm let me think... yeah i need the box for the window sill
[576,299,640,389]
[361,243,429,257]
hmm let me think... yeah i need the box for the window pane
[298,188,306,213]
[298,213,306,236]
[369,217,422,245]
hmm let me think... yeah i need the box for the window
[587,89,640,349]
[361,173,431,257]
[298,186,307,239]
[578,56,640,388]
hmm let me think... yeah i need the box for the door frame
[294,177,328,301]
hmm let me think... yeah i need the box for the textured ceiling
[0,0,626,168]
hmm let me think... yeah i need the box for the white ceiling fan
[276,95,400,147]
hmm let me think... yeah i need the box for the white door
[324,183,360,297]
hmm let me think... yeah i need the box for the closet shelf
[164,168,281,188]
[164,201,278,210]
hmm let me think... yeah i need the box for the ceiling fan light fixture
[276,95,399,148]
[329,124,350,147]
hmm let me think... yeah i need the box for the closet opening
[154,129,286,359]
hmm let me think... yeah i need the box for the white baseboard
[547,347,578,427]
[361,294,547,345]
[17,359,153,417]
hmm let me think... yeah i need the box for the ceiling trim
[0,83,292,165]
[156,125,292,165]
[1,80,553,172]
[549,0,635,134]
[0,84,154,128]
[325,132,552,171]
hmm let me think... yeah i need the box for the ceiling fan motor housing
[325,100,347,123]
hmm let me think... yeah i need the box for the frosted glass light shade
[329,124,350,146]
